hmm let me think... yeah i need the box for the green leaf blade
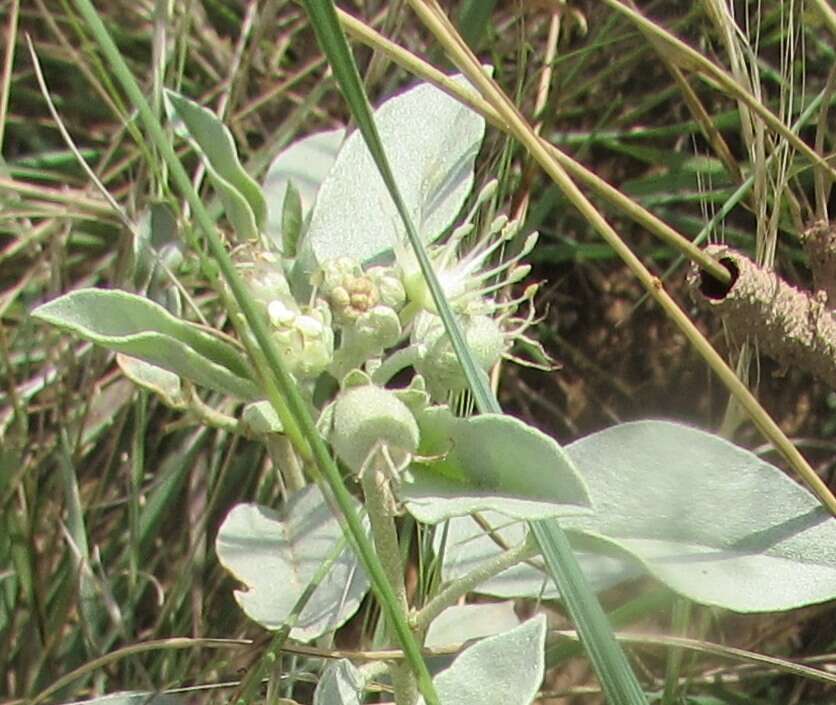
[33,288,258,400]
[299,76,485,268]
[215,486,371,640]
[429,615,547,705]
[564,420,836,611]
[166,89,267,233]
[530,520,650,705]
[403,409,592,522]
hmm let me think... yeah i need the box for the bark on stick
[688,245,836,390]
[801,220,836,307]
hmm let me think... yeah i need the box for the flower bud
[413,314,505,400]
[315,257,387,324]
[355,305,402,349]
[240,253,293,310]
[330,385,420,474]
[367,266,406,311]
[272,301,334,379]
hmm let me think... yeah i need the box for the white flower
[269,298,334,380]
[399,180,539,319]
[395,180,549,398]
[235,246,335,380]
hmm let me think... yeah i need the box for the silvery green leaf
[401,408,591,523]
[215,486,370,640]
[438,512,641,600]
[116,354,185,408]
[166,90,267,237]
[313,659,366,705]
[262,127,345,243]
[32,289,258,400]
[203,161,261,240]
[425,602,520,648]
[299,75,485,270]
[564,420,836,612]
[419,615,547,705]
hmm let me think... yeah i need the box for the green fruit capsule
[330,385,420,475]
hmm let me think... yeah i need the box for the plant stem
[185,387,241,433]
[413,537,536,634]
[370,346,421,386]
[360,463,417,705]
[265,434,306,494]
[661,598,692,705]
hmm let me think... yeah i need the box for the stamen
[457,229,509,274]
[476,179,499,205]
[490,214,509,234]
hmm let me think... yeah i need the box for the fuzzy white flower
[395,181,549,400]
[399,180,539,320]
[269,299,334,380]
[236,247,335,380]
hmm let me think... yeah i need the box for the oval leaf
[299,75,485,269]
[401,408,591,523]
[215,486,370,640]
[563,420,836,612]
[425,601,520,648]
[423,615,546,705]
[33,289,257,400]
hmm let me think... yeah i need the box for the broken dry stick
[689,245,836,391]
[801,220,836,307]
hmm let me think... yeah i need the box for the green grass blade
[456,0,498,49]
[300,0,499,417]
[532,522,649,704]
[68,3,436,703]
[58,429,106,651]
[302,3,649,703]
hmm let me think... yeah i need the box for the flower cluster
[236,248,334,380]
[236,178,546,482]
[241,180,542,401]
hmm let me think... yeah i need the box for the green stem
[662,598,693,705]
[265,434,306,494]
[370,346,421,386]
[185,386,241,434]
[413,537,536,634]
[360,464,417,705]
[70,1,438,700]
